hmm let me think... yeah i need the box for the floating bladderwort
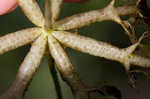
[0,0,150,99]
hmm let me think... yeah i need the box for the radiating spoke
[52,31,125,61]
[44,0,63,29]
[54,4,137,30]
[48,34,74,77]
[52,31,150,68]
[18,0,44,27]
[0,34,47,99]
[48,35,89,99]
[0,28,41,55]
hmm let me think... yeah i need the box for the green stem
[47,53,63,99]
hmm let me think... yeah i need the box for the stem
[46,53,63,99]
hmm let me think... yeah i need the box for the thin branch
[0,28,41,55]
[0,34,47,99]
[52,31,150,70]
[48,35,90,99]
[18,0,45,27]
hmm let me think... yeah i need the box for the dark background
[0,0,150,99]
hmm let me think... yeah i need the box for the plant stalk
[47,53,63,99]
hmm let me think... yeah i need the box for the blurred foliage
[0,0,150,99]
